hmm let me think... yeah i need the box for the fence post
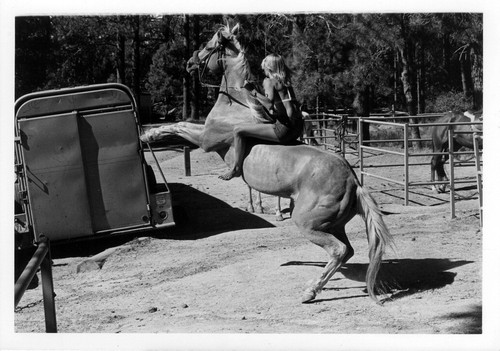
[184,147,191,176]
[322,112,326,149]
[404,123,409,206]
[340,115,347,157]
[341,118,346,158]
[448,129,456,219]
[358,118,364,186]
[473,132,483,226]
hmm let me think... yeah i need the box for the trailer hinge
[15,163,24,175]
[19,190,29,203]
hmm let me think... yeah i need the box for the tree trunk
[393,49,398,113]
[442,33,451,84]
[398,15,422,149]
[133,16,141,99]
[399,45,417,115]
[440,14,451,86]
[132,16,144,124]
[470,45,483,109]
[291,14,306,66]
[182,15,190,120]
[460,51,473,102]
[353,86,371,144]
[116,29,126,84]
[417,40,426,114]
[190,15,200,120]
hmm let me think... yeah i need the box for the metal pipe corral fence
[357,117,482,220]
[302,112,482,220]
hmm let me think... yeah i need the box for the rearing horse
[141,23,394,304]
[430,110,483,193]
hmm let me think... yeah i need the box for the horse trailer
[14,83,174,248]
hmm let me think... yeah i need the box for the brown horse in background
[430,110,483,193]
[141,23,394,304]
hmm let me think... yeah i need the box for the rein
[196,44,225,89]
[195,37,250,108]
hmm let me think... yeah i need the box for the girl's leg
[219,123,279,180]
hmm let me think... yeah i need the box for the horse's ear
[231,23,240,35]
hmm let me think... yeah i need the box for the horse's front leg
[140,122,204,146]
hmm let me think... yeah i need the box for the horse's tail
[356,185,395,303]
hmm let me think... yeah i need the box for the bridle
[189,31,249,108]
[192,32,228,89]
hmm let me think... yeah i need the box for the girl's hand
[243,80,255,91]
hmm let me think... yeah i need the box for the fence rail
[301,112,446,157]
[357,118,482,219]
[302,112,483,220]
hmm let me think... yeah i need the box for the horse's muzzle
[186,50,201,73]
[186,58,199,73]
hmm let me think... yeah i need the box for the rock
[76,260,101,273]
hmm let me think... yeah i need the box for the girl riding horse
[219,53,304,180]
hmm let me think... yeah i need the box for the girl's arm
[244,79,274,111]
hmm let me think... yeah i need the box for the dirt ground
[13,141,489,342]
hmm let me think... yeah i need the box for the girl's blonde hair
[261,54,292,86]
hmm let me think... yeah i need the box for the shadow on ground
[48,182,273,259]
[165,183,274,239]
[439,303,482,334]
[281,258,473,300]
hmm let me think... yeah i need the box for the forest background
[15,13,482,124]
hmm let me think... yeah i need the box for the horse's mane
[247,96,274,123]
[219,24,272,124]
[230,53,273,124]
[224,52,250,81]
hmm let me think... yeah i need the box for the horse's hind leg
[247,186,255,213]
[431,154,449,193]
[247,187,263,213]
[275,197,284,221]
[276,198,295,221]
[298,225,354,303]
[255,191,263,213]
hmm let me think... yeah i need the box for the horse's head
[463,109,483,132]
[186,23,244,75]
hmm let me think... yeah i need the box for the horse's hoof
[275,214,284,222]
[140,130,159,143]
[301,290,316,303]
[256,206,264,214]
[431,185,446,194]
[139,133,151,143]
[437,186,446,193]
